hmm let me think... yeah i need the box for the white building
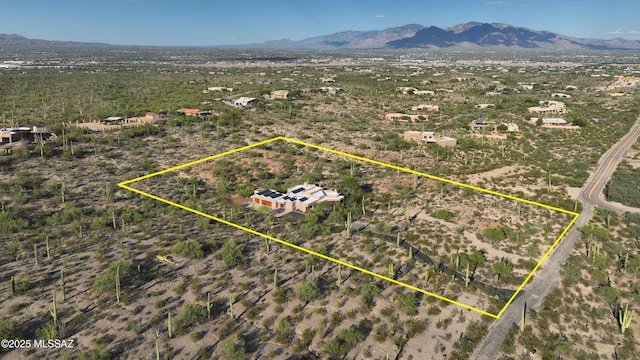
[234,97,256,108]
[251,183,344,213]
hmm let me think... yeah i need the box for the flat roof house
[384,113,427,123]
[251,183,344,213]
[270,90,289,99]
[403,131,457,147]
[1,127,31,144]
[235,97,256,108]
[411,104,439,112]
[528,100,567,115]
[101,116,125,124]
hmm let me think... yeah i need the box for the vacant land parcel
[120,136,578,318]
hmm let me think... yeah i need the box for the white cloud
[608,29,640,36]
[485,1,508,5]
[372,15,385,19]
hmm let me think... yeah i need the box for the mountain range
[0,33,109,47]
[230,22,640,51]
[2,23,640,50]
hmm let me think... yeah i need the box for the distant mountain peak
[0,33,110,47]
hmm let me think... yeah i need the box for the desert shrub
[176,304,208,333]
[433,209,454,220]
[219,240,245,268]
[91,260,132,294]
[172,240,204,259]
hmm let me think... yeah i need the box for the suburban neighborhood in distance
[2,2,640,359]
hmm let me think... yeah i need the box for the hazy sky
[1,0,639,46]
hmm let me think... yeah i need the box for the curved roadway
[472,116,640,360]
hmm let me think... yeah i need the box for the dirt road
[472,116,640,359]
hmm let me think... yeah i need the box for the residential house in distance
[530,117,570,126]
[403,131,457,148]
[1,127,31,144]
[501,123,520,132]
[234,97,256,108]
[384,113,427,123]
[1,126,54,145]
[270,90,289,99]
[528,100,567,115]
[475,103,495,109]
[177,108,208,116]
[321,77,336,83]
[413,90,435,96]
[469,115,495,130]
[319,86,341,94]
[203,86,233,94]
[411,104,439,112]
[100,116,126,124]
[396,86,417,94]
[551,93,572,99]
[251,183,344,213]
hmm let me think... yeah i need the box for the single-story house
[396,87,417,94]
[413,90,436,96]
[101,116,125,124]
[251,183,344,213]
[469,117,495,130]
[270,90,289,99]
[178,108,204,116]
[207,86,233,92]
[319,86,341,94]
[403,131,457,147]
[540,118,568,125]
[501,123,520,132]
[384,113,427,123]
[1,127,31,144]
[411,104,440,112]
[235,97,256,108]
[475,103,495,109]
[528,100,567,115]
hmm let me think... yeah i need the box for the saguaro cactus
[619,304,633,334]
[115,265,121,303]
[228,294,235,319]
[34,244,39,267]
[465,263,471,288]
[273,269,278,288]
[388,263,395,279]
[50,289,57,327]
[167,312,172,338]
[45,236,50,259]
[207,292,212,320]
[345,212,352,239]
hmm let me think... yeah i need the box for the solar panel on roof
[299,197,308,202]
[291,187,305,194]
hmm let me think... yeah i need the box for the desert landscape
[1,32,640,360]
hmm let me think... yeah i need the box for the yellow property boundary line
[118,136,579,318]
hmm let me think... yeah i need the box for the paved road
[472,116,640,359]
[579,118,640,213]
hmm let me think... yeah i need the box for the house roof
[103,116,124,121]
[178,108,201,114]
[252,183,344,207]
